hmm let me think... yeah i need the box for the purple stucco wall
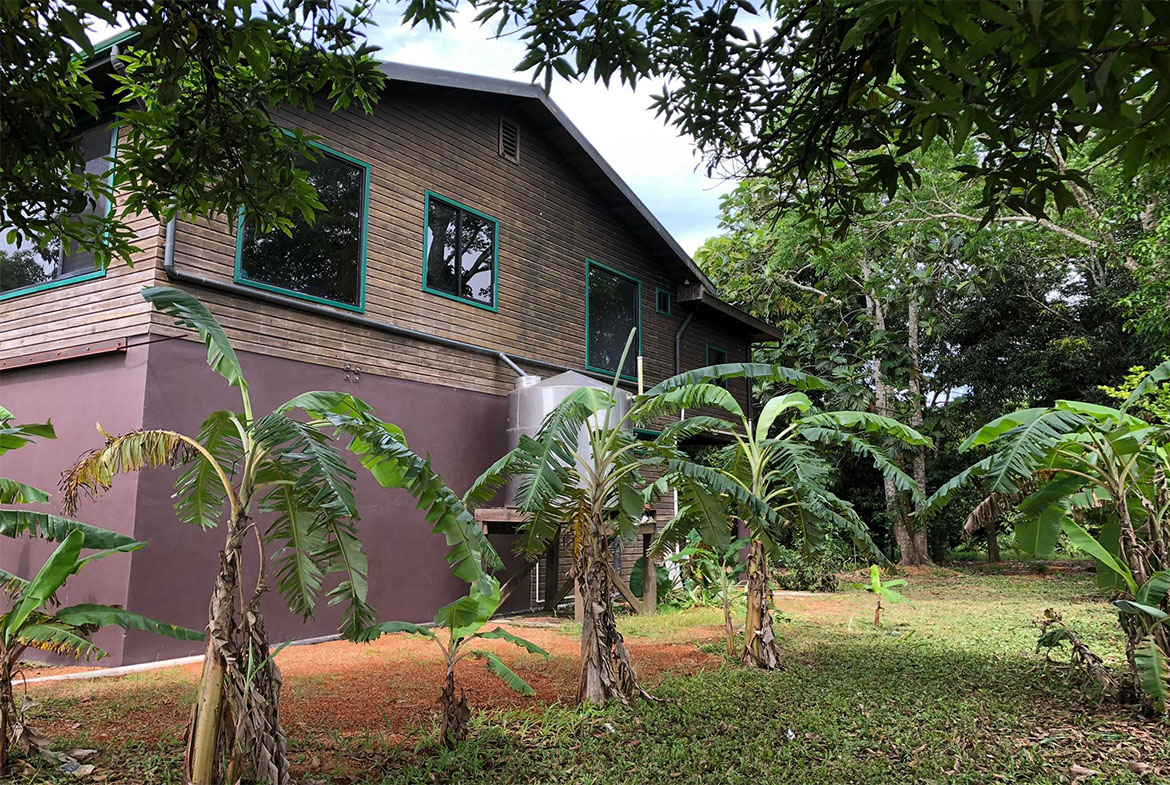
[119,338,515,664]
[0,344,150,665]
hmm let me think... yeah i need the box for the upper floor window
[707,345,729,389]
[235,141,369,311]
[423,192,499,311]
[0,122,116,300]
[586,259,641,379]
[655,287,671,316]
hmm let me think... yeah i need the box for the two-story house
[0,51,780,665]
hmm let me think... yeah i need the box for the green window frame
[655,287,672,316]
[585,258,642,381]
[233,139,370,313]
[421,191,500,312]
[706,345,729,389]
[0,122,118,302]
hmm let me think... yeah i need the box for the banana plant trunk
[186,509,289,785]
[722,585,735,659]
[741,540,779,669]
[439,663,470,748]
[186,514,244,785]
[0,658,11,777]
[577,511,640,704]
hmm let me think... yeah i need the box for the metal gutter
[163,219,616,385]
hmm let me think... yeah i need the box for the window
[499,117,520,163]
[0,123,116,300]
[655,287,671,316]
[423,192,499,310]
[236,142,369,311]
[707,345,728,388]
[586,259,641,379]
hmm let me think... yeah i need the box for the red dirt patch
[27,617,718,751]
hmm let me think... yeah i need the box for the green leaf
[470,649,536,694]
[0,478,50,504]
[477,627,550,657]
[17,622,106,660]
[797,411,931,447]
[1060,518,1137,595]
[647,363,829,395]
[174,410,239,529]
[1123,359,1170,411]
[1133,635,1169,712]
[355,620,436,643]
[0,510,143,552]
[435,578,501,642]
[4,530,84,644]
[142,286,248,390]
[755,392,812,441]
[638,383,744,420]
[261,484,327,619]
[1137,570,1170,607]
[1112,600,1169,622]
[54,604,204,640]
[0,413,55,455]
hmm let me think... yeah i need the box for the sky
[366,7,733,254]
[90,10,733,255]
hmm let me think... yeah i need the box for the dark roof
[379,62,782,342]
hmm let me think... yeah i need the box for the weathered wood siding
[159,84,754,398]
[0,127,162,363]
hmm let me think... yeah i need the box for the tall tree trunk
[986,518,1001,563]
[576,511,640,704]
[907,298,934,566]
[741,540,779,669]
[861,258,924,566]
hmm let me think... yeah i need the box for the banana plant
[666,531,749,657]
[358,576,547,749]
[863,565,907,628]
[642,367,930,669]
[926,360,1170,713]
[0,523,203,774]
[0,410,201,774]
[464,336,827,703]
[59,287,500,784]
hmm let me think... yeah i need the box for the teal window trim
[584,257,642,382]
[421,190,500,312]
[233,138,370,313]
[0,122,118,303]
[633,427,662,439]
[655,286,671,316]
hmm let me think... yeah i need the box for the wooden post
[641,531,656,614]
[543,530,560,611]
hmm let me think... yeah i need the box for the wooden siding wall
[0,128,162,363]
[159,85,753,400]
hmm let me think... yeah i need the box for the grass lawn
[11,567,1170,783]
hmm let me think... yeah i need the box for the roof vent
[499,117,520,163]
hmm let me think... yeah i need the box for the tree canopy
[1,1,383,268]
[404,0,1170,232]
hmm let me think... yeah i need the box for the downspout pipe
[673,310,695,375]
[161,219,574,382]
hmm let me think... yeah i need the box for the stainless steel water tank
[502,371,633,507]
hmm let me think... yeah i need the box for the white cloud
[368,9,731,254]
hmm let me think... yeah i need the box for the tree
[0,409,201,775]
[59,287,499,785]
[644,368,928,667]
[1,2,383,268]
[359,576,547,748]
[927,362,1170,712]
[401,0,1170,231]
